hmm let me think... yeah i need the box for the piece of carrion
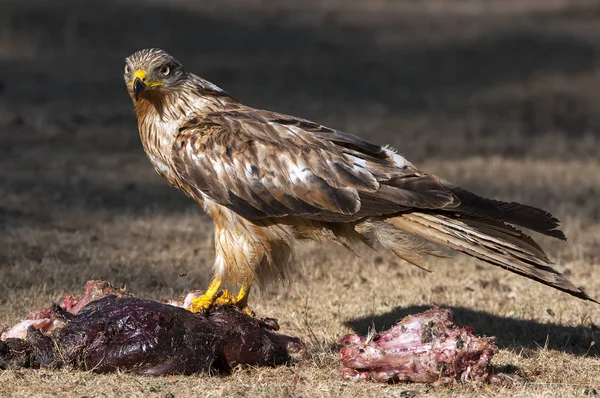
[340,307,505,384]
[0,281,303,375]
[1,280,132,341]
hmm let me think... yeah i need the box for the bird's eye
[160,66,171,76]
[124,65,130,74]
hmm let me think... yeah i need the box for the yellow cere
[132,69,147,83]
[131,69,164,87]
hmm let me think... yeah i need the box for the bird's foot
[214,290,255,317]
[189,289,254,317]
[189,293,215,314]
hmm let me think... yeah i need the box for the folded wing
[171,108,456,221]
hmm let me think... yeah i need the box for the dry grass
[1,0,600,397]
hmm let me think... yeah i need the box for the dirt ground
[1,0,600,397]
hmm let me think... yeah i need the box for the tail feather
[382,212,596,303]
[444,184,566,240]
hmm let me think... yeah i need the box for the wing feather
[171,109,452,220]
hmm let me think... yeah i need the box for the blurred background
[1,0,600,298]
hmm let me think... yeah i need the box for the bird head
[124,48,185,102]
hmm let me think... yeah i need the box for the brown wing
[171,108,456,221]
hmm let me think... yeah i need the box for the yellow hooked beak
[131,69,164,100]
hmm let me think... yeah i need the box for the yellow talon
[236,285,254,317]
[214,289,237,306]
[189,279,221,314]
[213,286,255,317]
[189,280,254,317]
[236,285,250,307]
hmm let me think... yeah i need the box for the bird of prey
[123,48,595,314]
